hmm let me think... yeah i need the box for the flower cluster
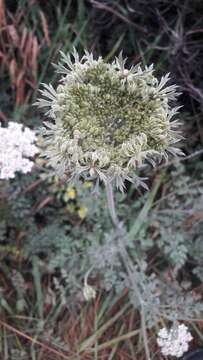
[83,283,96,301]
[0,122,38,180]
[83,268,96,301]
[157,324,193,358]
[37,49,183,190]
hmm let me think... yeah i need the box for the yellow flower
[63,186,76,202]
[83,181,93,188]
[78,206,87,219]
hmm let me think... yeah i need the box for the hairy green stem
[105,182,120,228]
[105,182,151,360]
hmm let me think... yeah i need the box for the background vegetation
[0,0,203,359]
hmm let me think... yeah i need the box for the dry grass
[0,291,157,359]
[0,0,50,106]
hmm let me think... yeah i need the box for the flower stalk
[105,182,151,360]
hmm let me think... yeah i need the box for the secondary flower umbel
[37,50,183,190]
[157,323,193,358]
[0,122,38,180]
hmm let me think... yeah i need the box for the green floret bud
[36,50,183,191]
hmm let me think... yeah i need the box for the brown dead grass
[0,0,50,107]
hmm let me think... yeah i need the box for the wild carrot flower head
[157,323,193,358]
[0,122,38,180]
[37,49,183,190]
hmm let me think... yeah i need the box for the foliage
[0,162,202,320]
